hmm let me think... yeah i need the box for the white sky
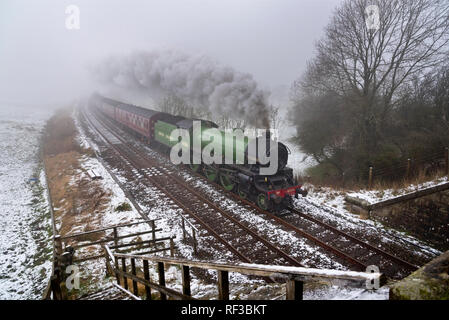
[0,0,343,105]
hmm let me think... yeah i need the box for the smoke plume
[91,49,270,128]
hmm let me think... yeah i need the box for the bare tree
[294,0,449,156]
[214,115,247,130]
[268,104,285,130]
[213,104,283,130]
[158,94,196,118]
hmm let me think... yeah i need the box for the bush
[114,202,132,212]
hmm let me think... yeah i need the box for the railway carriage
[89,93,307,211]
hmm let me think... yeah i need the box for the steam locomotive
[89,93,307,210]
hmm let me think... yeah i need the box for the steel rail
[287,206,419,271]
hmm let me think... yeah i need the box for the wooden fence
[57,219,169,262]
[104,245,383,301]
[367,147,449,188]
[41,153,58,300]
[178,213,199,255]
[44,219,173,300]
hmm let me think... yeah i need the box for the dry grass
[43,109,82,156]
[370,167,446,193]
[43,107,110,241]
[298,166,447,193]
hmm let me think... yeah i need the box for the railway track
[82,107,303,267]
[83,106,420,278]
[192,175,420,277]
[190,177,419,277]
[286,207,419,270]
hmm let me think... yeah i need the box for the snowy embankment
[346,176,449,205]
[295,184,440,258]
[0,104,54,299]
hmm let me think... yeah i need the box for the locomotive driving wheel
[204,166,218,182]
[219,173,235,191]
[257,193,271,211]
[189,164,201,172]
[237,184,248,199]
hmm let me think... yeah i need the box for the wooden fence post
[445,147,448,177]
[217,270,229,300]
[170,238,175,257]
[143,260,152,300]
[54,235,63,257]
[157,262,167,300]
[104,249,110,277]
[192,229,197,255]
[406,158,411,179]
[286,279,303,300]
[151,220,156,242]
[181,265,191,297]
[121,258,128,290]
[181,218,186,241]
[131,258,138,296]
[114,255,120,285]
[368,166,373,189]
[113,227,118,248]
[50,275,63,300]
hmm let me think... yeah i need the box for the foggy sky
[0,0,342,106]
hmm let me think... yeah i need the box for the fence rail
[178,213,199,254]
[57,219,163,263]
[44,218,172,300]
[104,245,383,301]
[41,152,58,300]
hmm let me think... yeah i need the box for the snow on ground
[295,185,440,258]
[305,284,389,300]
[0,103,55,299]
[346,176,449,204]
[71,112,153,294]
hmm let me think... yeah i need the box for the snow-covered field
[0,103,55,299]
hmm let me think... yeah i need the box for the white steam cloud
[91,49,270,128]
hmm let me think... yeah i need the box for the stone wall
[390,250,449,300]
[370,189,449,251]
[345,183,449,251]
